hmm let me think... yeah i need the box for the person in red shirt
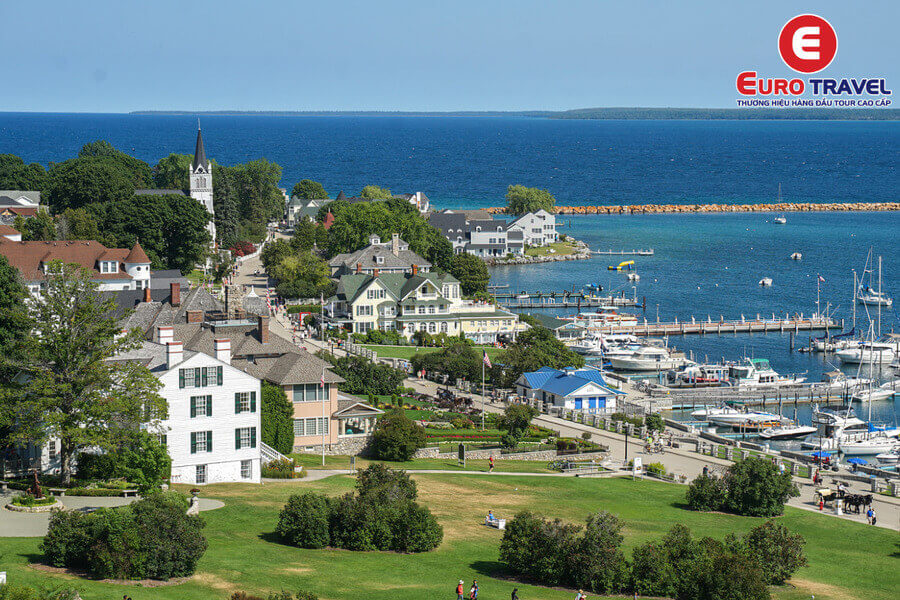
[456,580,464,600]
[489,456,495,473]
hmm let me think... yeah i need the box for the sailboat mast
[852,270,857,330]
[877,256,882,337]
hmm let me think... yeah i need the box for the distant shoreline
[127,107,900,121]
[483,202,900,215]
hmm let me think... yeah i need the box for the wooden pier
[584,316,841,337]
[492,290,643,309]
[593,249,654,256]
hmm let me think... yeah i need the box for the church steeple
[192,124,209,172]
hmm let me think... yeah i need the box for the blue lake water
[1,113,898,425]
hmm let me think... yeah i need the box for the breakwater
[484,202,900,215]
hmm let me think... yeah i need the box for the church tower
[189,125,216,244]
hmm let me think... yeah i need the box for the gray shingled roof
[134,189,187,196]
[192,127,209,170]
[0,191,41,206]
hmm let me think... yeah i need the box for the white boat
[851,388,896,403]
[758,277,773,287]
[812,337,861,353]
[875,449,900,463]
[569,333,606,356]
[728,358,805,388]
[607,346,691,371]
[773,215,787,224]
[690,404,741,421]
[666,364,730,388]
[790,252,802,260]
[626,273,640,282]
[569,309,639,328]
[835,341,896,365]
[815,370,870,393]
[707,410,785,429]
[759,424,818,440]
[856,250,893,307]
[839,436,898,455]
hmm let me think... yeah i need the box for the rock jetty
[484,202,900,215]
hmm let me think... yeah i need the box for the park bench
[122,489,139,497]
[484,515,506,530]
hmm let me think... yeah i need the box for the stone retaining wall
[4,499,63,513]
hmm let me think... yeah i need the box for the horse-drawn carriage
[815,487,873,514]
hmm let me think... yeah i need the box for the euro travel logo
[736,14,891,107]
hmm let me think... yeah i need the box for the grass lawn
[525,240,578,257]
[1,475,896,600]
[361,344,503,361]
[289,453,555,474]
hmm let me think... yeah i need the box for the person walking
[866,507,873,525]
[575,590,587,600]
[489,455,495,473]
[456,580,464,600]
[511,588,519,600]
[870,508,877,526]
[469,579,479,600]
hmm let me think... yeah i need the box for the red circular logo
[778,14,837,73]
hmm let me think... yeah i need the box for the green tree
[103,194,211,273]
[409,342,480,384]
[153,153,193,190]
[723,456,798,517]
[19,208,56,241]
[291,179,328,199]
[0,262,165,484]
[56,208,104,242]
[686,473,728,512]
[0,255,29,378]
[572,511,629,594]
[0,154,48,191]
[276,492,331,548]
[359,185,392,200]
[739,520,807,584]
[493,325,585,387]
[261,381,294,455]
[497,404,538,440]
[77,140,153,187]
[355,463,418,503]
[213,160,284,248]
[271,251,334,300]
[505,184,556,215]
[448,253,489,295]
[370,409,426,461]
[77,431,171,494]
[46,158,136,212]
[322,354,407,396]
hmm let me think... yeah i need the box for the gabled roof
[134,189,188,197]
[335,395,385,417]
[335,191,348,202]
[192,127,209,171]
[520,366,622,397]
[0,240,135,282]
[0,191,41,206]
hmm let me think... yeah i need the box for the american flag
[818,275,826,283]
[320,367,326,388]
[483,350,492,368]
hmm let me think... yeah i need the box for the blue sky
[2,0,896,112]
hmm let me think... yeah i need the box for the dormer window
[99,261,118,274]
[476,226,482,232]
[375,256,384,264]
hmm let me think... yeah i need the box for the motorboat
[569,333,640,356]
[607,346,691,371]
[758,277,773,287]
[568,333,606,356]
[839,436,898,455]
[706,409,785,429]
[875,448,900,463]
[569,309,639,328]
[690,404,742,421]
[728,358,805,388]
[851,388,896,403]
[790,252,802,260]
[759,423,818,440]
[773,215,787,224]
[815,370,870,393]
[804,404,900,451]
[666,364,730,388]
[835,341,896,365]
[626,273,640,282]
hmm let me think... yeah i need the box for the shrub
[451,417,474,429]
[275,465,440,554]
[723,456,798,517]
[41,492,207,580]
[686,473,728,512]
[262,381,295,455]
[11,494,57,507]
[741,520,807,584]
[371,409,426,461]
[262,457,300,479]
[645,462,667,477]
[571,511,629,594]
[0,585,79,600]
[276,493,330,548]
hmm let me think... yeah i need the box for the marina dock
[593,249,654,256]
[584,316,841,336]
[491,290,644,309]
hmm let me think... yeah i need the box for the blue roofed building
[515,366,624,414]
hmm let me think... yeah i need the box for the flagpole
[481,357,486,431]
[816,275,820,318]
[321,367,326,467]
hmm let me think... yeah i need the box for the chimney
[391,233,400,257]
[143,286,152,303]
[166,341,183,369]
[412,264,418,275]
[156,326,174,345]
[170,282,181,307]
[356,262,361,274]
[214,338,231,364]
[257,315,270,344]
[373,268,380,278]
[186,310,203,323]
